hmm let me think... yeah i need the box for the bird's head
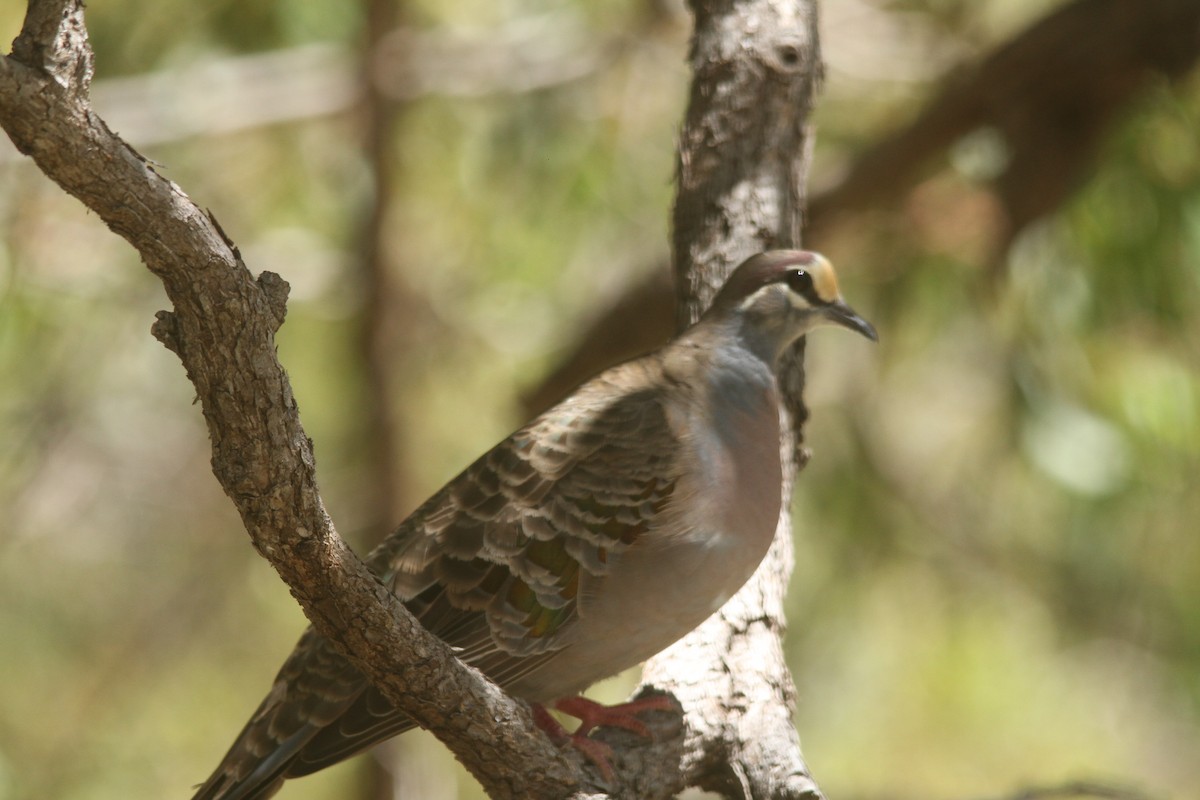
[706,250,877,362]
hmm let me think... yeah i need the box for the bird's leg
[552,694,675,738]
[531,702,617,780]
[530,694,675,781]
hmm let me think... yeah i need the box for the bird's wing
[193,364,683,799]
[377,368,681,658]
[191,629,374,800]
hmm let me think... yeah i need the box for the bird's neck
[701,337,779,427]
[684,312,787,376]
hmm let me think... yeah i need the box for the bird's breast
[520,360,785,699]
[680,365,783,568]
[620,358,784,617]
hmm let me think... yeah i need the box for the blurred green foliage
[2,1,1197,799]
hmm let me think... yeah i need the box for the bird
[192,250,877,800]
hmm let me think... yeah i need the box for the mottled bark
[641,1,825,798]
[1,0,825,797]
[1,4,578,799]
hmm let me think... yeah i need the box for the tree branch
[520,0,1200,409]
[2,0,832,797]
[1,4,583,798]
[807,0,1200,251]
[640,1,827,798]
[0,20,616,164]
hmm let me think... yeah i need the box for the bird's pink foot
[531,702,617,780]
[552,694,675,737]
[531,694,675,780]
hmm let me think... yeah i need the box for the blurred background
[2,0,1198,798]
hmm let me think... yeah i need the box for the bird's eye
[786,269,814,295]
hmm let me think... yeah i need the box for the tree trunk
[0,0,826,796]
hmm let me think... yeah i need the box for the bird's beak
[824,302,878,341]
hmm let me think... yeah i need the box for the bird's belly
[512,437,783,702]
[508,378,784,702]
[512,511,777,702]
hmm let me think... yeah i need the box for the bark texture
[1,4,579,798]
[640,1,825,798]
[1,0,824,797]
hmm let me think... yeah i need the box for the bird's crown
[708,250,877,342]
[714,250,837,308]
